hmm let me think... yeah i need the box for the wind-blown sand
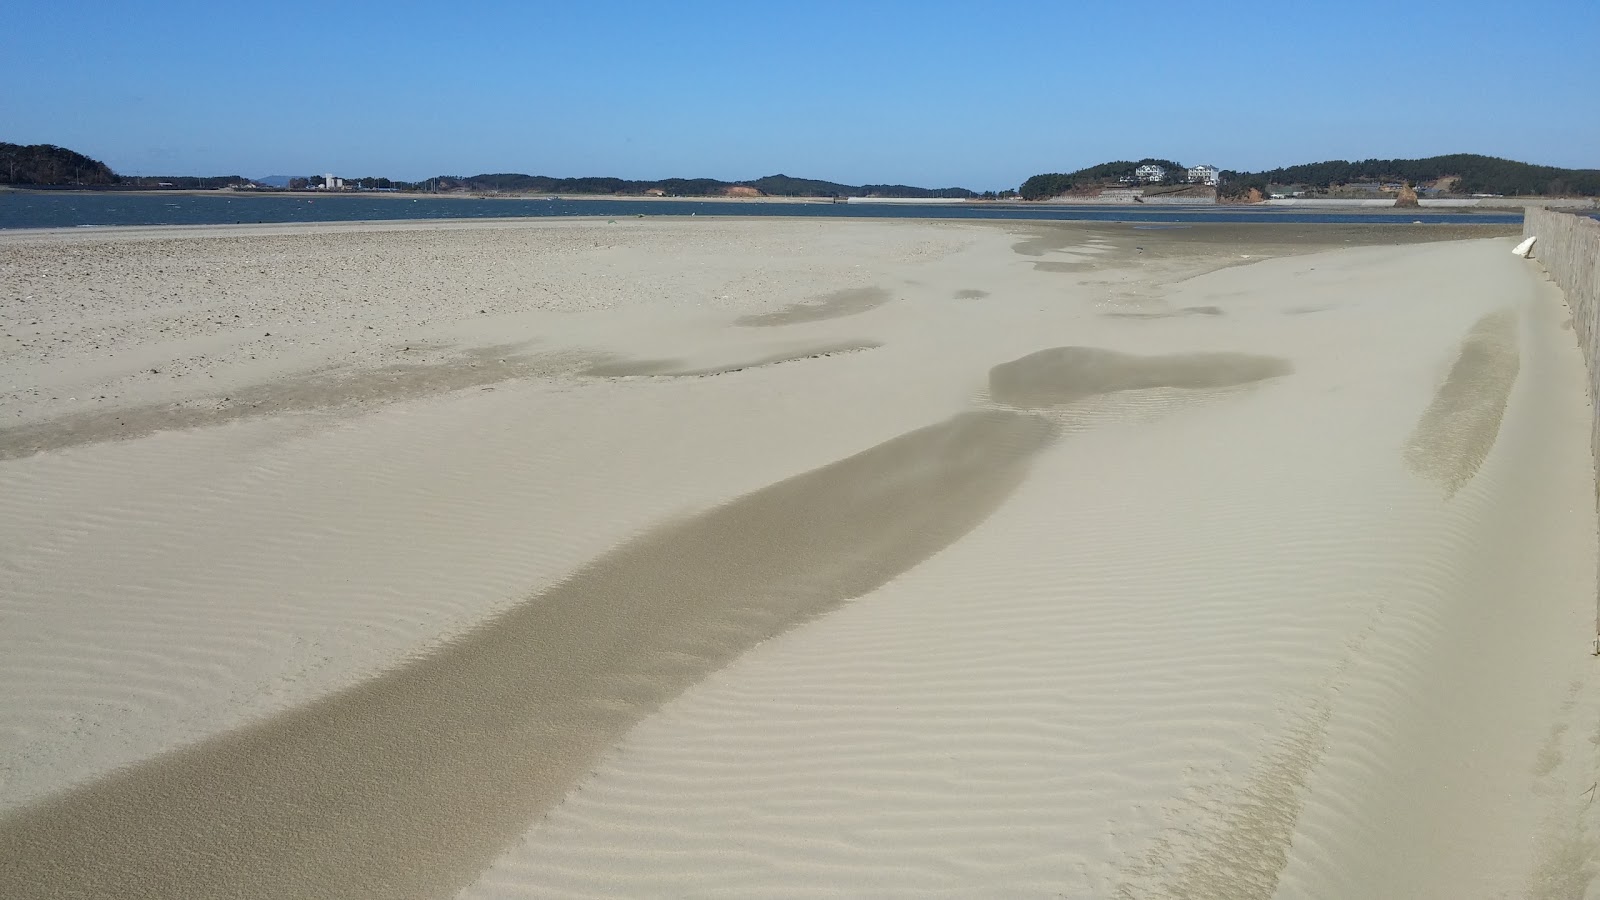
[1,217,1596,899]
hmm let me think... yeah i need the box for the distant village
[285,174,400,192]
[1102,163,1468,199]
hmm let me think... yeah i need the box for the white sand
[0,218,1595,899]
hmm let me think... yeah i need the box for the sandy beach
[2,216,1596,899]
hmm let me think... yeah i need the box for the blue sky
[3,0,1595,189]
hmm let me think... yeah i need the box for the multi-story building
[1135,164,1167,183]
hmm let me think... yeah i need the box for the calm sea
[0,191,1526,230]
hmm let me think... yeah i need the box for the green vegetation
[1238,154,1600,196]
[1217,174,1268,200]
[429,172,976,198]
[855,182,975,199]
[1,143,978,197]
[751,174,853,196]
[3,142,255,190]
[1018,173,1075,201]
[1019,158,1190,199]
[288,176,410,190]
[119,175,253,189]
[0,143,117,186]
[1025,154,1599,200]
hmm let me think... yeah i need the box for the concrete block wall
[1525,208,1600,470]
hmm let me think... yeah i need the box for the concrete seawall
[1525,207,1600,637]
[1526,208,1600,470]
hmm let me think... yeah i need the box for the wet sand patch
[1104,306,1226,320]
[0,410,1057,900]
[989,346,1292,409]
[0,343,556,460]
[1009,222,1520,270]
[954,289,989,299]
[1032,260,1099,274]
[1010,228,1114,257]
[580,342,881,378]
[733,286,893,327]
[1403,309,1520,496]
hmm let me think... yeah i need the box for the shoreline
[1,187,872,204]
[0,206,1528,238]
[0,214,1523,241]
[6,184,1590,211]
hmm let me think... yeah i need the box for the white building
[1187,164,1220,186]
[1135,164,1167,183]
[321,173,343,190]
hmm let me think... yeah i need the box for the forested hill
[435,172,976,198]
[1224,154,1600,196]
[1,141,976,197]
[0,143,118,186]
[1021,154,1600,199]
[1018,159,1188,200]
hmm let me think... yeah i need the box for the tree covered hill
[0,143,118,186]
[1,142,977,198]
[119,175,255,189]
[1227,154,1600,196]
[1023,154,1600,200]
[1019,159,1189,199]
[436,172,975,198]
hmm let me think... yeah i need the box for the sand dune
[1,218,1595,899]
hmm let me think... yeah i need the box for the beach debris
[1512,236,1537,258]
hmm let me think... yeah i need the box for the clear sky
[4,0,1596,190]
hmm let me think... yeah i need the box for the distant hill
[1018,159,1189,200]
[1022,154,1600,200]
[1,141,977,198]
[1222,154,1600,197]
[119,175,253,189]
[436,172,976,199]
[0,150,977,197]
[0,142,118,186]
